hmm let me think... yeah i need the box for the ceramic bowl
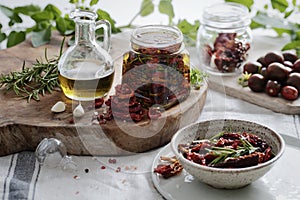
[170,119,285,189]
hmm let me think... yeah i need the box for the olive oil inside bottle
[58,59,114,101]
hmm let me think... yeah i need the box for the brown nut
[264,52,284,66]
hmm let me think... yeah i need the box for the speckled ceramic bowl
[171,119,285,189]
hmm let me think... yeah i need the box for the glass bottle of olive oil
[58,9,114,101]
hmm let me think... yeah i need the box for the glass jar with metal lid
[122,25,190,110]
[196,2,252,75]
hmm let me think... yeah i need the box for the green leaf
[282,40,300,51]
[90,0,99,6]
[31,26,51,47]
[225,0,254,10]
[273,27,292,36]
[44,4,61,19]
[96,9,121,33]
[14,5,41,16]
[7,31,26,48]
[252,12,293,30]
[0,33,6,43]
[140,0,154,17]
[177,19,200,40]
[31,21,51,32]
[250,20,265,29]
[0,5,14,18]
[69,0,79,4]
[56,17,75,35]
[284,10,293,18]
[271,0,289,12]
[292,0,297,6]
[0,5,23,26]
[159,0,174,24]
[31,11,54,22]
[56,17,66,35]
[295,31,300,40]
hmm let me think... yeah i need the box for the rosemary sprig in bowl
[0,38,65,102]
[207,137,260,166]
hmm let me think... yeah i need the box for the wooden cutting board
[208,73,300,115]
[0,32,208,156]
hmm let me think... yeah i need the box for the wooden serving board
[208,74,300,115]
[0,32,207,156]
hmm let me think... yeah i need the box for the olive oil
[58,59,114,101]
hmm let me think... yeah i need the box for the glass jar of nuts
[196,2,252,75]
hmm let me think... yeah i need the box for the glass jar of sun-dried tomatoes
[122,25,190,110]
[196,2,252,75]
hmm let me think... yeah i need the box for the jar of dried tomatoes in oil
[122,25,190,110]
[196,2,252,75]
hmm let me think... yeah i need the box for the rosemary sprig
[209,131,225,141]
[207,136,259,166]
[0,38,65,102]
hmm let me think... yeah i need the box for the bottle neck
[75,22,95,44]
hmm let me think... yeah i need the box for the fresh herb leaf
[0,5,23,26]
[90,0,99,6]
[56,17,67,35]
[0,5,15,17]
[0,32,6,43]
[250,20,265,29]
[238,72,252,87]
[190,68,208,89]
[96,9,121,33]
[209,131,225,141]
[158,0,174,24]
[31,10,54,22]
[44,4,62,19]
[69,0,79,4]
[225,0,254,10]
[177,19,200,41]
[273,27,292,36]
[271,0,289,12]
[284,10,294,18]
[31,26,52,47]
[0,24,6,42]
[7,31,26,48]
[140,0,154,17]
[14,5,41,16]
[56,16,75,36]
[252,12,293,30]
[282,40,300,51]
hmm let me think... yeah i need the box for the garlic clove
[73,104,85,118]
[51,101,66,113]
